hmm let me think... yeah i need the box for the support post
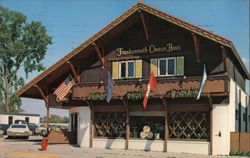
[161,96,168,152]
[66,61,80,83]
[192,33,200,63]
[46,106,50,134]
[122,98,129,150]
[92,42,104,69]
[138,10,149,40]
[221,46,227,73]
[208,93,213,155]
[34,84,49,135]
[86,100,93,148]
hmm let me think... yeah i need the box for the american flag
[54,75,75,101]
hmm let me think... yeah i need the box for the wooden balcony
[72,75,229,99]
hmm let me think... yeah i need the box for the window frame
[157,57,176,77]
[118,60,136,79]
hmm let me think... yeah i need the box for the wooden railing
[72,75,229,99]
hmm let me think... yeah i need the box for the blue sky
[1,0,249,117]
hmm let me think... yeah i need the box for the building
[0,113,40,125]
[16,2,249,155]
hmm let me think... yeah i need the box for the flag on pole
[196,64,207,100]
[143,72,157,109]
[106,71,113,103]
[54,75,75,101]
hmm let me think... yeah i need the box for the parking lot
[0,136,248,158]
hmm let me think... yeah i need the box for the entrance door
[70,113,78,144]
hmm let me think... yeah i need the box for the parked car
[28,123,38,135]
[14,120,27,124]
[7,124,32,139]
[0,124,10,135]
[35,123,49,136]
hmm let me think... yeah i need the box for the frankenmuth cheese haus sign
[116,43,182,56]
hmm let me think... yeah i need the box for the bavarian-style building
[17,2,250,155]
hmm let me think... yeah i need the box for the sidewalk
[0,137,248,158]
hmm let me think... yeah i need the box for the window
[168,112,209,140]
[243,113,246,122]
[236,109,239,120]
[119,60,135,78]
[158,57,176,76]
[8,116,13,125]
[94,112,125,138]
[25,117,29,124]
[130,116,164,140]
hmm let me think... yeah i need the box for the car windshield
[11,125,26,128]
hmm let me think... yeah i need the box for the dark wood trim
[94,105,125,112]
[46,106,50,134]
[122,98,129,150]
[92,42,104,69]
[208,93,213,155]
[34,84,48,104]
[192,33,200,63]
[66,61,80,83]
[88,101,94,148]
[161,96,168,152]
[221,46,228,73]
[138,10,149,40]
[245,96,248,131]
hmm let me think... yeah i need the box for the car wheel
[7,136,12,139]
[41,130,47,136]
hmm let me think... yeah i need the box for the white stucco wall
[70,106,90,147]
[0,114,39,124]
[92,138,209,154]
[212,78,249,155]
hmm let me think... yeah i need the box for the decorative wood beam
[122,98,129,150]
[161,96,168,152]
[208,93,213,155]
[92,42,104,69]
[221,46,227,73]
[34,84,48,105]
[66,61,80,83]
[138,10,149,40]
[192,33,200,63]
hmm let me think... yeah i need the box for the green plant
[168,88,199,98]
[87,92,106,100]
[126,91,144,101]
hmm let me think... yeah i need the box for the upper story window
[158,57,176,76]
[112,59,142,79]
[151,56,184,77]
[119,60,135,78]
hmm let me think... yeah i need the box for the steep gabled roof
[17,2,249,98]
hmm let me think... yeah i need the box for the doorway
[70,113,78,144]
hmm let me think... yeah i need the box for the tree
[42,115,69,123]
[0,6,52,113]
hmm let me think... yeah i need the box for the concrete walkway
[0,136,248,158]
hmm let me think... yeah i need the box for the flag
[106,71,113,103]
[54,75,75,101]
[196,64,207,100]
[143,72,157,109]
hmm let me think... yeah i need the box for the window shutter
[176,56,184,76]
[150,58,158,76]
[135,60,142,78]
[112,61,119,79]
